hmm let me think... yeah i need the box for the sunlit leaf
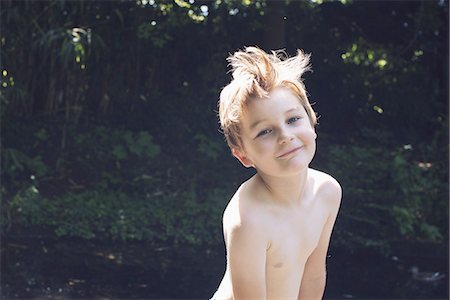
[373,105,383,114]
[376,59,387,69]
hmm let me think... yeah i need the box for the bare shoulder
[309,168,342,209]
[222,176,268,238]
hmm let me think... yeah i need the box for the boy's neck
[256,168,310,206]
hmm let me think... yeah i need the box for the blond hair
[218,46,317,150]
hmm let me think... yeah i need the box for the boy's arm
[225,215,268,299]
[298,181,342,300]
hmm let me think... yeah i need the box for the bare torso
[212,169,334,299]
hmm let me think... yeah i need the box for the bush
[323,141,446,253]
[8,183,227,246]
[1,120,232,246]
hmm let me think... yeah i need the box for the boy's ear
[232,148,254,168]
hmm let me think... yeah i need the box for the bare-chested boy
[211,47,342,300]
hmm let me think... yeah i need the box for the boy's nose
[278,129,294,144]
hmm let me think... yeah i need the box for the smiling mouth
[277,146,303,158]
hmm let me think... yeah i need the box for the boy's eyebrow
[249,107,301,129]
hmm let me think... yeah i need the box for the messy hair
[218,46,317,150]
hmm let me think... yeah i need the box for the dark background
[1,0,448,299]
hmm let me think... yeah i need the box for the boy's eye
[287,117,301,124]
[256,129,272,138]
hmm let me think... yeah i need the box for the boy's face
[233,87,317,177]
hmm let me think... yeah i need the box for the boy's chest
[265,206,328,266]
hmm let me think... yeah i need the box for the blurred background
[1,0,448,299]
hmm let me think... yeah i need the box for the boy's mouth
[277,146,303,158]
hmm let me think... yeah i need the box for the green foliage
[2,148,49,178]
[1,0,447,255]
[194,133,225,161]
[2,119,228,246]
[68,126,162,191]
[323,140,446,253]
[9,183,227,246]
[9,185,46,226]
[75,127,160,161]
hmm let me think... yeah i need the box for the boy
[212,46,342,300]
